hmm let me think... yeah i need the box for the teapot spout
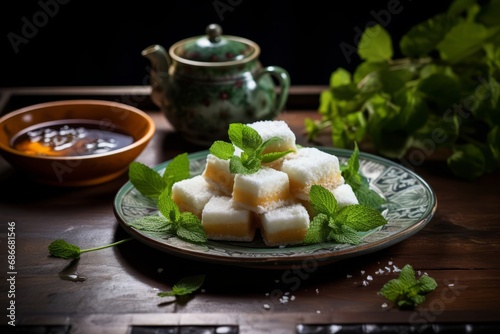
[141,44,171,74]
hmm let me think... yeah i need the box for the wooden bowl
[0,100,155,186]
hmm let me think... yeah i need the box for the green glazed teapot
[141,23,291,146]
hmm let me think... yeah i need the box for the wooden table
[1,87,499,334]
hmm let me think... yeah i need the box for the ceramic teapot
[141,23,291,146]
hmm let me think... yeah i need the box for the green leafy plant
[210,123,295,174]
[379,264,438,308]
[128,153,190,200]
[157,274,206,297]
[129,190,207,244]
[304,184,387,245]
[127,153,207,244]
[341,142,386,209]
[304,142,387,245]
[305,0,500,180]
[48,238,133,259]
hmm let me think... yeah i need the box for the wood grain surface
[0,88,499,333]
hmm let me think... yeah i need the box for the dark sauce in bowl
[11,119,134,157]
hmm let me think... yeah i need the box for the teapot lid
[170,24,260,65]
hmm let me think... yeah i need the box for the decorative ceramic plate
[114,147,437,269]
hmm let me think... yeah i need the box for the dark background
[1,0,453,88]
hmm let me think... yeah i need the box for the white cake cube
[171,175,219,218]
[281,147,344,200]
[232,167,291,214]
[332,183,359,209]
[202,153,234,195]
[246,120,297,154]
[201,196,255,242]
[260,203,310,247]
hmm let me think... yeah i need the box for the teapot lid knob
[206,24,222,43]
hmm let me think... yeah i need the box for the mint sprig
[129,190,207,244]
[379,264,438,308]
[48,238,133,259]
[304,185,387,245]
[209,123,294,174]
[157,274,206,297]
[127,153,206,244]
[129,153,190,200]
[341,142,386,209]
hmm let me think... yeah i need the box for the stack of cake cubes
[171,120,359,247]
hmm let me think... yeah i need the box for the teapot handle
[254,66,291,117]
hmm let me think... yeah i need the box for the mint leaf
[129,154,191,200]
[126,154,208,245]
[341,143,386,209]
[353,62,388,84]
[163,153,190,194]
[330,67,352,87]
[154,191,207,244]
[398,263,418,286]
[48,238,133,260]
[328,223,362,245]
[241,124,262,153]
[437,21,500,64]
[48,239,81,259]
[417,274,439,294]
[400,13,460,57]
[158,274,206,297]
[309,185,337,216]
[303,214,330,244]
[379,264,438,308]
[228,123,246,149]
[305,183,388,246]
[129,162,167,200]
[379,278,407,301]
[358,24,393,62]
[354,186,386,210]
[336,204,387,231]
[341,142,361,186]
[228,155,248,174]
[158,190,181,223]
[209,140,235,160]
[128,215,175,235]
[177,212,208,244]
[261,150,295,164]
[228,155,261,174]
[220,123,293,174]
